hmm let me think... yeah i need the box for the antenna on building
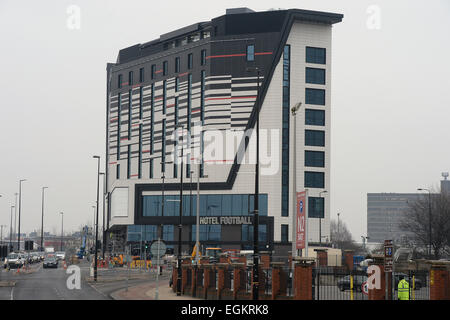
[442,172,449,180]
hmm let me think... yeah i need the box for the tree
[401,189,450,260]
[330,219,363,252]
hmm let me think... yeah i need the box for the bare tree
[401,189,450,260]
[330,219,363,252]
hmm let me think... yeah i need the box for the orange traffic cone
[63,261,67,270]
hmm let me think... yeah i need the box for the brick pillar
[316,249,328,267]
[271,262,285,300]
[217,264,226,300]
[232,263,246,300]
[344,250,354,271]
[191,266,197,297]
[430,266,450,300]
[203,265,211,299]
[172,266,178,293]
[260,252,270,269]
[181,266,187,294]
[368,260,386,300]
[294,259,314,300]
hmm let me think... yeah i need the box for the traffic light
[145,243,149,250]
[24,240,34,251]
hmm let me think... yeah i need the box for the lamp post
[246,66,262,300]
[17,179,26,251]
[10,206,14,252]
[319,191,328,246]
[417,188,432,258]
[291,102,302,277]
[337,212,340,248]
[41,187,48,250]
[175,124,185,296]
[93,155,101,282]
[0,225,6,246]
[59,212,64,251]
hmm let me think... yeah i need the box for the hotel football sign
[199,216,252,225]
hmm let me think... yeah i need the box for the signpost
[151,239,167,300]
[384,240,393,300]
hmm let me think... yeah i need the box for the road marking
[10,287,14,300]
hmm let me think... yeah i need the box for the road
[0,261,109,300]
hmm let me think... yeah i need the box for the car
[43,257,58,268]
[55,252,66,261]
[31,252,40,263]
[393,273,423,290]
[5,253,25,269]
[337,275,368,292]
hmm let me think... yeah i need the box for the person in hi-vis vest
[398,275,410,300]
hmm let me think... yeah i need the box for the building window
[151,64,156,79]
[174,96,179,125]
[128,90,132,139]
[247,45,255,61]
[305,130,325,147]
[242,225,267,242]
[187,53,193,69]
[192,225,221,241]
[281,224,289,243]
[308,197,324,218]
[187,74,192,130]
[162,119,166,173]
[282,45,290,217]
[117,93,121,161]
[200,70,206,124]
[127,146,131,179]
[162,80,167,115]
[118,74,122,89]
[306,67,325,85]
[116,164,120,179]
[139,68,144,83]
[305,109,325,126]
[150,84,154,154]
[175,57,180,73]
[175,77,179,92]
[201,49,206,66]
[305,172,325,188]
[163,61,168,76]
[305,88,325,105]
[128,71,133,86]
[306,47,326,64]
[305,151,325,167]
[149,158,153,179]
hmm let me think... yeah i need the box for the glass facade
[247,45,255,61]
[305,172,325,188]
[306,67,325,85]
[305,150,325,167]
[306,47,326,64]
[305,88,325,105]
[242,225,267,242]
[142,194,268,217]
[305,109,325,126]
[305,130,325,147]
[308,197,324,218]
[192,225,221,241]
[281,224,289,243]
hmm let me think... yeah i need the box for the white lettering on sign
[199,216,252,225]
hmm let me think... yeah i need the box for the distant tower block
[441,172,450,194]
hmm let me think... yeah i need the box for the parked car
[337,275,368,292]
[5,253,25,269]
[393,273,423,290]
[31,253,40,263]
[43,256,58,269]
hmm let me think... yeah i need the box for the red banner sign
[296,191,307,249]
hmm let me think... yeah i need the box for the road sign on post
[384,240,393,272]
[151,239,167,258]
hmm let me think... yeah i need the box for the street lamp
[93,155,101,282]
[18,179,26,251]
[10,206,14,252]
[319,190,328,246]
[246,66,262,300]
[41,187,48,250]
[417,188,432,259]
[60,212,64,251]
[337,212,341,248]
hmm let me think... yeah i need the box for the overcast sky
[0,0,449,240]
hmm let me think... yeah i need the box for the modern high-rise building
[105,8,343,256]
[367,174,450,244]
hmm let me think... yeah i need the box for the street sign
[384,239,393,272]
[362,281,369,295]
[150,240,167,258]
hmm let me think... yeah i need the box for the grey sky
[0,0,449,240]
